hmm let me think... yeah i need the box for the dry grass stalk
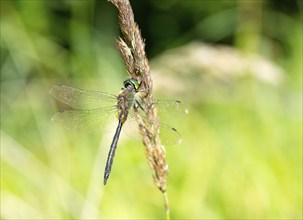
[109,0,169,216]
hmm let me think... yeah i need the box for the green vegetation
[1,1,302,219]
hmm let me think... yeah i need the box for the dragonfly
[50,78,186,185]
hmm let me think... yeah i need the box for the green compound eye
[129,78,140,91]
[124,78,140,92]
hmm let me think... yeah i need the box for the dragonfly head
[123,78,140,92]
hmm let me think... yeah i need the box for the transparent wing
[159,123,182,145]
[144,99,187,145]
[122,109,182,146]
[50,85,186,144]
[154,100,186,145]
[153,100,189,119]
[50,84,117,109]
[52,107,118,134]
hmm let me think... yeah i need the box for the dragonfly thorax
[116,80,138,123]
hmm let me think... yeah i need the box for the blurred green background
[1,0,302,219]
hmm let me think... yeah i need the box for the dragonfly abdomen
[103,119,123,185]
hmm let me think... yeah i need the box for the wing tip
[159,125,182,146]
[51,110,65,121]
